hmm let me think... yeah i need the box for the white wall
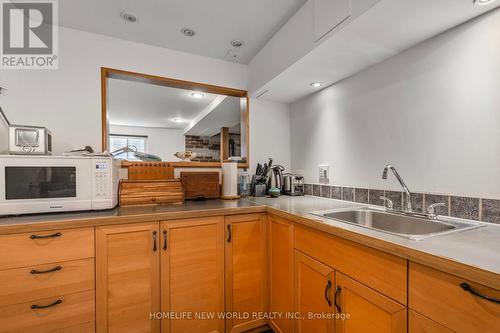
[0,26,292,170]
[109,125,184,161]
[250,99,291,174]
[291,9,500,199]
[0,27,247,155]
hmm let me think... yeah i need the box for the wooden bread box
[181,172,220,200]
[119,180,184,206]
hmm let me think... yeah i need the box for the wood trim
[101,68,108,151]
[221,127,229,161]
[102,67,247,97]
[100,67,250,168]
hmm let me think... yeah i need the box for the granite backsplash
[304,183,500,224]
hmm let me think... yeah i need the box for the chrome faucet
[382,164,412,212]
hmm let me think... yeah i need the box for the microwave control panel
[93,159,111,198]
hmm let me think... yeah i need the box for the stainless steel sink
[310,207,485,240]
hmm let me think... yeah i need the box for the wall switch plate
[319,165,329,184]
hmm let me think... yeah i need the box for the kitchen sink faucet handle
[380,196,393,210]
[427,202,447,219]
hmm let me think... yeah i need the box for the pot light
[191,91,205,98]
[120,11,137,23]
[310,82,322,87]
[474,0,495,4]
[231,40,244,48]
[181,28,195,37]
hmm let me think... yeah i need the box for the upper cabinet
[314,0,351,41]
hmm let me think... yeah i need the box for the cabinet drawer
[409,262,500,333]
[0,290,95,333]
[0,228,94,270]
[294,224,407,304]
[0,258,94,307]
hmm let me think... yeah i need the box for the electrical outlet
[319,165,329,184]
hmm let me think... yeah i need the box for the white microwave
[0,155,120,216]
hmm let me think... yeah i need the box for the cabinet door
[160,217,225,333]
[409,310,454,333]
[269,215,294,333]
[96,223,160,333]
[314,0,350,41]
[335,272,406,333]
[294,250,334,333]
[225,213,268,333]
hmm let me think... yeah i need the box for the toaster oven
[9,125,52,155]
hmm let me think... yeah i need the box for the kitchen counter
[248,195,500,289]
[1,195,499,289]
[0,199,266,234]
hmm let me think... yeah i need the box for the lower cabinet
[294,250,335,333]
[292,251,406,333]
[268,215,294,333]
[160,217,225,333]
[335,272,406,333]
[96,223,161,333]
[409,310,454,333]
[95,214,268,333]
[225,213,268,333]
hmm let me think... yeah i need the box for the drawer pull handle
[163,230,168,251]
[29,232,62,239]
[334,286,342,313]
[461,283,500,304]
[31,266,62,275]
[31,299,62,309]
[152,231,157,252]
[227,224,232,243]
[324,280,332,306]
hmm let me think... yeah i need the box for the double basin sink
[310,207,485,240]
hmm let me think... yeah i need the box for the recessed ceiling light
[120,11,137,23]
[181,28,196,37]
[191,91,205,98]
[474,0,494,4]
[230,40,244,48]
[310,82,322,87]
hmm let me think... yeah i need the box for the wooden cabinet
[96,223,160,333]
[268,215,294,333]
[409,311,454,333]
[160,217,225,333]
[335,272,406,333]
[295,224,407,305]
[313,0,350,41]
[294,250,334,333]
[225,213,268,333]
[409,262,500,333]
[0,227,94,270]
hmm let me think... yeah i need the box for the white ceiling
[254,0,500,103]
[59,0,306,64]
[108,78,221,128]
[185,97,241,137]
